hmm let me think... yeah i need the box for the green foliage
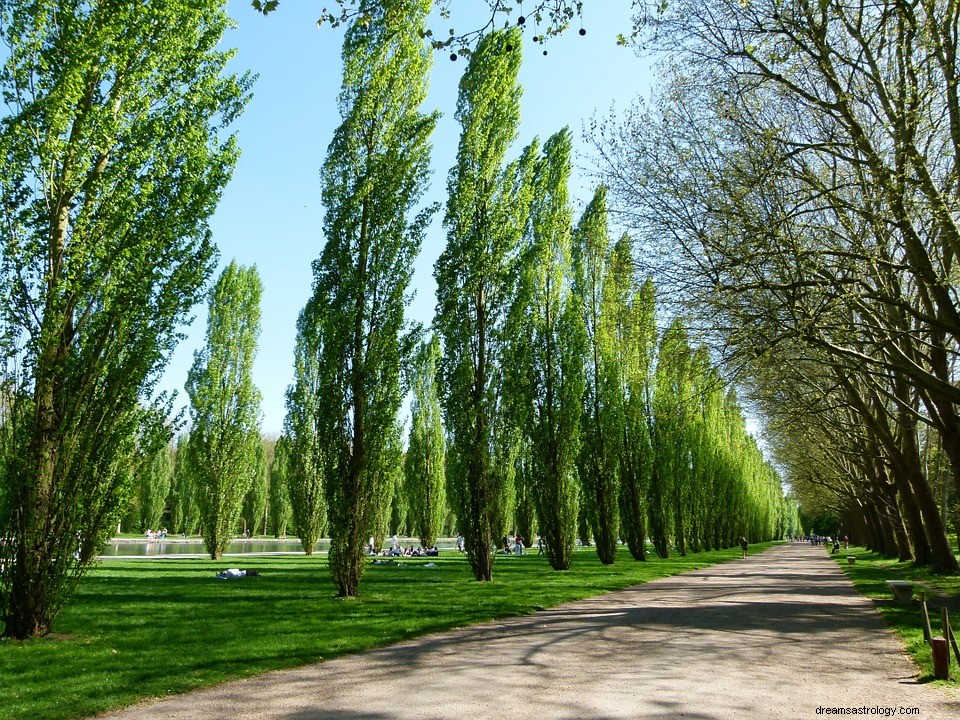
[284,314,328,554]
[371,422,404,546]
[242,439,269,536]
[512,128,586,571]
[168,434,201,536]
[267,436,293,537]
[305,0,437,596]
[607,247,655,561]
[139,443,173,534]
[405,336,447,548]
[573,185,619,564]
[435,27,531,582]
[652,319,693,556]
[0,0,248,638]
[186,262,264,560]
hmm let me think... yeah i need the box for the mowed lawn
[1,542,775,720]
[835,542,960,684]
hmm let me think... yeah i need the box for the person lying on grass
[215,568,260,579]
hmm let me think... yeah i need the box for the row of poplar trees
[594,0,960,573]
[285,0,791,598]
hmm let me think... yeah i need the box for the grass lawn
[833,543,960,685]
[0,542,775,720]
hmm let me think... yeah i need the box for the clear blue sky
[159,1,656,435]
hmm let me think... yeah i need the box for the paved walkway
[99,543,960,720]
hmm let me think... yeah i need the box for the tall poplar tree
[405,336,447,549]
[268,436,294,538]
[434,27,533,582]
[186,262,263,560]
[139,443,173,533]
[514,129,586,571]
[241,439,268,536]
[299,0,436,596]
[609,265,656,561]
[168,434,201,536]
[573,186,619,564]
[285,310,328,555]
[0,0,248,637]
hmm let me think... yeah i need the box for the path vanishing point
[97,543,960,720]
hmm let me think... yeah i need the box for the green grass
[833,545,960,685]
[0,542,775,720]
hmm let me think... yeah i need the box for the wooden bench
[886,580,914,604]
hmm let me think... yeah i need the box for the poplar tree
[607,245,656,561]
[0,0,247,637]
[186,262,263,561]
[377,422,405,543]
[241,439,268,536]
[300,0,436,596]
[514,128,586,571]
[168,434,201,536]
[139,443,173,533]
[285,309,328,555]
[435,27,533,582]
[573,186,619,564]
[268,436,294,538]
[651,318,693,557]
[405,337,447,549]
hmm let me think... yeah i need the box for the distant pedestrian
[740,536,748,558]
[456,534,464,553]
[537,536,545,555]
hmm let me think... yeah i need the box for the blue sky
[159,1,656,435]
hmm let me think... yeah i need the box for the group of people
[144,528,168,540]
[368,535,439,558]
[501,535,526,555]
[454,533,545,555]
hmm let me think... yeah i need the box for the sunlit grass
[834,544,960,685]
[0,542,774,720]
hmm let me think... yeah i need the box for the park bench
[886,580,914,604]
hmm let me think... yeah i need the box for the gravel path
[98,543,960,720]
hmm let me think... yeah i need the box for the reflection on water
[99,538,458,558]
[98,539,330,557]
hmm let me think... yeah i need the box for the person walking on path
[740,536,749,558]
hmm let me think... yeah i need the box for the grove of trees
[1,0,805,639]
